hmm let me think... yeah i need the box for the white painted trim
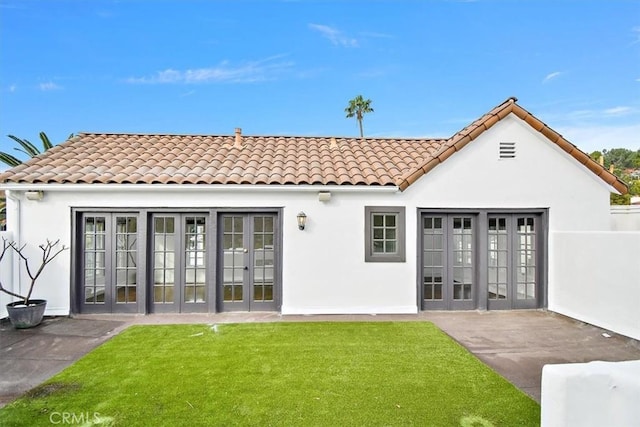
[5,191,23,298]
[281,305,418,315]
[43,307,69,316]
[0,183,400,193]
[611,205,640,214]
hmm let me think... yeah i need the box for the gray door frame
[417,208,548,311]
[420,213,477,310]
[217,211,281,312]
[72,207,281,314]
[487,213,544,310]
[149,213,211,314]
[74,211,142,314]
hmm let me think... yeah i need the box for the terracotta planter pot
[6,299,47,329]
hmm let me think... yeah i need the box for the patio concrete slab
[1,310,639,408]
[0,316,124,407]
[419,311,640,402]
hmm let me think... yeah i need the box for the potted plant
[0,238,67,328]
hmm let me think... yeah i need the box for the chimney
[234,127,242,148]
[598,155,604,166]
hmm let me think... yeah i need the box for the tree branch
[0,238,68,304]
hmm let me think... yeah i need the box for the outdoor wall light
[318,191,331,202]
[25,191,44,201]
[297,211,307,230]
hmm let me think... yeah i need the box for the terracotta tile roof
[0,98,628,194]
[0,133,445,186]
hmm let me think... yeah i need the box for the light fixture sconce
[25,191,44,201]
[296,211,307,230]
[318,191,331,202]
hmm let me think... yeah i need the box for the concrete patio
[1,310,639,408]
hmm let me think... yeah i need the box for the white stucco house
[0,97,628,317]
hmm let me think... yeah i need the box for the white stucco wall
[549,231,640,340]
[400,116,613,231]
[0,231,13,318]
[611,205,640,231]
[541,360,640,427]
[0,113,618,316]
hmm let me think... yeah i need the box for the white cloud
[8,84,16,92]
[38,81,62,91]
[566,109,595,120]
[542,71,563,84]
[557,106,637,121]
[558,124,640,152]
[603,106,634,116]
[632,26,640,44]
[308,24,358,47]
[540,103,640,152]
[126,55,293,84]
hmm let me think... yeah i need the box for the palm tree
[345,95,374,138]
[0,132,69,230]
[0,132,55,168]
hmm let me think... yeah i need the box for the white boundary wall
[541,360,640,427]
[549,231,640,340]
[611,205,640,231]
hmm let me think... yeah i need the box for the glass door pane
[423,217,444,304]
[83,216,106,305]
[115,216,137,304]
[488,217,508,301]
[516,217,536,301]
[222,216,245,303]
[452,217,473,301]
[153,216,176,304]
[184,216,207,303]
[253,216,274,303]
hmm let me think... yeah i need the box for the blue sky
[1,0,638,162]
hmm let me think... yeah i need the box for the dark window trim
[365,206,406,262]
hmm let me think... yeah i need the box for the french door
[422,215,476,310]
[80,213,139,313]
[151,214,209,313]
[487,214,540,309]
[76,209,281,314]
[420,211,544,311]
[219,214,278,311]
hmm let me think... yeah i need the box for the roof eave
[0,182,402,193]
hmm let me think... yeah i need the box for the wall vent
[499,142,516,159]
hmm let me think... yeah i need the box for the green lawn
[0,322,539,426]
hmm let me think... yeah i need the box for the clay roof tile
[0,100,626,193]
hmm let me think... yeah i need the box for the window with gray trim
[365,206,406,262]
